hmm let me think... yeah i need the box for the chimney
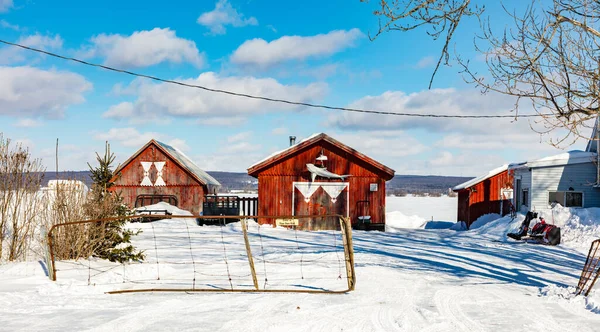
[289,136,296,146]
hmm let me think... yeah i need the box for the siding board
[110,141,208,215]
[251,136,393,230]
[455,170,513,227]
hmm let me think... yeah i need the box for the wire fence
[47,214,355,294]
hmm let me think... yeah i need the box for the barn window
[548,191,583,208]
[521,189,529,207]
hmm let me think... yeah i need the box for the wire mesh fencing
[47,214,355,294]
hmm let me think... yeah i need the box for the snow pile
[134,202,192,217]
[385,211,427,231]
[536,205,600,249]
[423,221,454,229]
[540,284,600,314]
[463,205,600,250]
[469,214,522,242]
[469,213,502,229]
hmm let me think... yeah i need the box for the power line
[0,38,548,119]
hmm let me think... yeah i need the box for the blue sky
[0,0,588,176]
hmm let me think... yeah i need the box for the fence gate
[576,239,600,296]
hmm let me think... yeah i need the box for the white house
[509,151,600,212]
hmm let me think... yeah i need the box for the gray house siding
[514,168,532,211]
[529,162,600,209]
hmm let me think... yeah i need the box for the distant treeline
[42,171,473,194]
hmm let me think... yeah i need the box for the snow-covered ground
[2,197,600,331]
[386,195,457,231]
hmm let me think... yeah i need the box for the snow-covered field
[2,197,600,331]
[386,195,457,230]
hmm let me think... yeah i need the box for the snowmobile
[507,211,561,245]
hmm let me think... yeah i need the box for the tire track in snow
[433,288,480,332]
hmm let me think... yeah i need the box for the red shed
[452,165,513,228]
[110,139,220,215]
[247,133,395,230]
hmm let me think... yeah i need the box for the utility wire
[0,38,550,119]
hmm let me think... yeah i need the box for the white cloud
[81,28,205,68]
[194,141,263,172]
[423,151,508,177]
[271,127,287,135]
[227,131,252,143]
[0,0,13,12]
[415,56,435,69]
[0,66,91,118]
[266,25,277,33]
[13,118,43,128]
[0,19,19,31]
[231,29,364,68]
[104,102,135,119]
[197,0,258,35]
[93,127,190,152]
[299,63,339,80]
[323,88,588,176]
[328,88,532,134]
[104,72,327,123]
[0,33,63,64]
[196,116,246,127]
[332,131,428,159]
[39,143,97,172]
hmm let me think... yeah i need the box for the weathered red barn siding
[249,136,393,230]
[456,170,513,228]
[111,142,206,215]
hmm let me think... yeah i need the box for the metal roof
[113,139,221,187]
[154,140,221,187]
[247,133,395,179]
[452,164,509,191]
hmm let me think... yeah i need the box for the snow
[452,164,508,191]
[3,196,600,331]
[248,133,321,169]
[511,150,597,169]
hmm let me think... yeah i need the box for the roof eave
[247,133,395,179]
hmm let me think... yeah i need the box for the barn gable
[110,139,219,215]
[248,133,395,180]
[248,133,395,231]
[113,139,220,188]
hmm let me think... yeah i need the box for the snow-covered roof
[247,133,395,180]
[452,164,509,191]
[114,139,221,187]
[248,133,321,169]
[155,140,221,187]
[45,179,89,192]
[513,150,596,169]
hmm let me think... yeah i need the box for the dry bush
[40,179,91,261]
[0,134,45,262]
[48,142,143,263]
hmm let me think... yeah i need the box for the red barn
[247,133,395,230]
[452,165,513,228]
[110,139,220,215]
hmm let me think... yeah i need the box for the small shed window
[522,189,529,207]
[549,191,583,207]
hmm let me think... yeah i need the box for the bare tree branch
[362,0,483,88]
[364,0,600,148]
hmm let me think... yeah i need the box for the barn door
[292,182,349,230]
